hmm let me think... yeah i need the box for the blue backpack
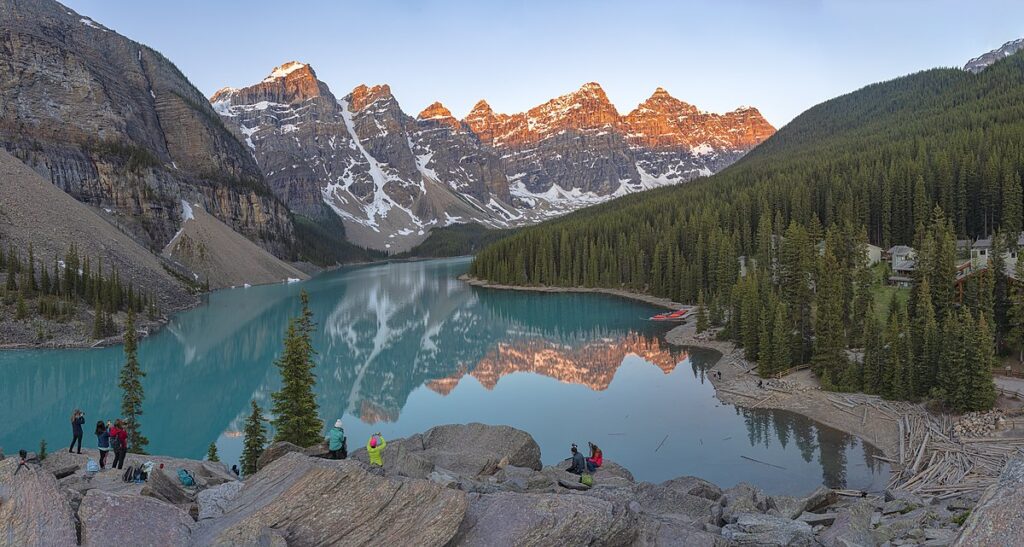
[177,468,196,487]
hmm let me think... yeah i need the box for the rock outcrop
[0,458,78,546]
[3,423,1012,546]
[350,422,542,479]
[964,37,1024,73]
[0,0,295,265]
[79,490,194,547]
[191,453,468,546]
[955,456,1024,546]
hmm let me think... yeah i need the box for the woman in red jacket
[586,442,603,473]
[109,419,129,470]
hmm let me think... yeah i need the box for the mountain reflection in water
[0,258,887,494]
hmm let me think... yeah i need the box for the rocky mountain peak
[211,61,325,108]
[349,84,394,111]
[628,87,700,118]
[262,61,313,82]
[964,37,1024,73]
[419,101,454,120]
[418,101,460,131]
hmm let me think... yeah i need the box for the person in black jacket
[566,443,587,475]
[69,409,85,454]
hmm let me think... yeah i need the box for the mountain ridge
[211,62,775,251]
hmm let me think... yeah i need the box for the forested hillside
[469,52,1024,409]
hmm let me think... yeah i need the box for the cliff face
[214,66,775,252]
[0,0,293,256]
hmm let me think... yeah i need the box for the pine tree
[813,249,848,387]
[119,309,148,453]
[206,442,220,462]
[768,302,790,376]
[240,400,267,476]
[695,289,709,334]
[965,313,998,411]
[270,291,323,447]
[910,278,939,397]
[1007,282,1024,363]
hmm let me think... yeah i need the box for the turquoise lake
[0,257,887,494]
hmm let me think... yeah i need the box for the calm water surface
[0,258,887,494]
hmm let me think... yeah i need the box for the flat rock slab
[721,512,815,546]
[955,457,1024,546]
[452,490,639,546]
[0,459,78,546]
[193,452,467,546]
[79,489,194,546]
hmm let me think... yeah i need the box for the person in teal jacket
[367,433,386,468]
[326,419,347,460]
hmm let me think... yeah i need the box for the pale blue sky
[62,0,1024,127]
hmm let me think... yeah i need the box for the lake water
[0,258,887,494]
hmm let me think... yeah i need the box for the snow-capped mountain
[964,38,1024,73]
[212,62,774,251]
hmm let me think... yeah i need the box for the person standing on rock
[326,419,347,460]
[367,433,386,472]
[567,443,587,475]
[109,419,128,470]
[69,409,85,454]
[95,421,111,469]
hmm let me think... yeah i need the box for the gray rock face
[964,37,1024,73]
[721,482,776,524]
[0,458,78,546]
[452,490,639,546]
[140,468,191,506]
[78,489,194,546]
[721,513,816,546]
[192,453,467,546]
[0,0,294,259]
[255,441,304,471]
[351,423,542,480]
[818,500,876,547]
[196,480,244,521]
[954,458,1024,545]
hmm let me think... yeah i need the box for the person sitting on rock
[326,419,347,460]
[367,433,386,470]
[585,442,603,473]
[566,443,587,475]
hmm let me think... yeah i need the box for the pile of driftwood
[888,411,1024,499]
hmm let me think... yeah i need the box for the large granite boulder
[721,482,775,524]
[351,423,543,480]
[78,490,194,546]
[818,500,877,547]
[141,467,192,506]
[721,513,816,546]
[635,515,729,547]
[633,480,719,526]
[0,458,78,546]
[255,441,304,471]
[955,457,1024,546]
[771,485,837,520]
[452,490,639,546]
[197,481,244,520]
[193,452,467,546]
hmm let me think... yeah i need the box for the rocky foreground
[0,423,1019,546]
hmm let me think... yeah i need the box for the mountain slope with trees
[471,51,1024,408]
